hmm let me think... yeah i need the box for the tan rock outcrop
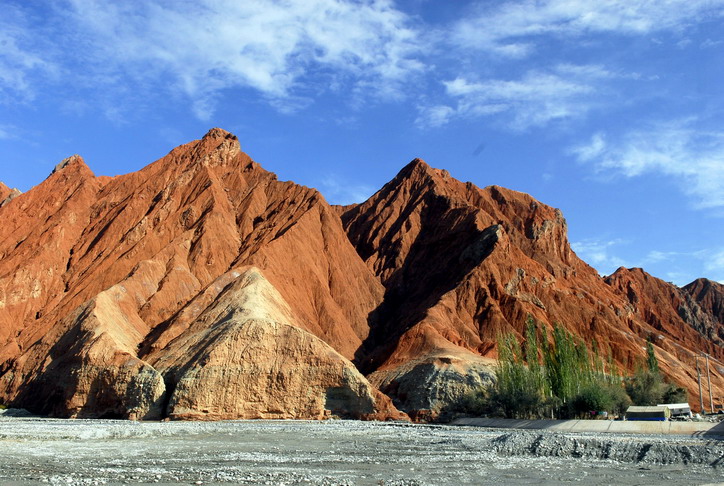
[0,182,9,202]
[150,267,399,420]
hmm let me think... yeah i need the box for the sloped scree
[490,430,724,466]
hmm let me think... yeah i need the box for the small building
[625,405,671,421]
[657,402,692,418]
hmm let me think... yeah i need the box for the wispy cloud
[704,248,724,275]
[452,0,724,57]
[640,247,724,285]
[0,124,17,140]
[56,0,424,119]
[2,0,720,132]
[318,175,375,206]
[700,39,724,49]
[644,248,724,271]
[571,120,724,209]
[0,7,56,104]
[644,250,683,264]
[572,239,724,285]
[417,64,614,129]
[571,238,629,275]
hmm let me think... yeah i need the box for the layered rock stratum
[0,129,721,419]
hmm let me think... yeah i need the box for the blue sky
[1,0,723,285]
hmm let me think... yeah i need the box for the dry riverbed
[1,415,723,485]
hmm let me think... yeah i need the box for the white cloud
[571,238,629,275]
[644,250,682,264]
[452,0,724,56]
[571,120,724,209]
[318,175,375,205]
[642,247,724,285]
[417,64,611,129]
[59,0,424,117]
[701,39,724,49]
[571,241,724,285]
[415,105,457,128]
[0,125,16,140]
[0,7,56,104]
[705,249,724,274]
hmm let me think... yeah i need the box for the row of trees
[460,318,687,419]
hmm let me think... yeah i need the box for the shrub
[476,316,690,419]
[454,390,489,416]
[607,383,633,415]
[569,383,630,418]
[661,383,688,404]
[570,384,613,417]
[625,369,666,405]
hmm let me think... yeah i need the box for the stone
[151,267,398,420]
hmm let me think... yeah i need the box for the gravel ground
[1,416,723,485]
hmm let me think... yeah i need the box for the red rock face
[0,131,721,419]
[342,159,723,412]
[0,129,395,420]
[684,278,724,327]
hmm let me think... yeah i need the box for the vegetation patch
[453,317,686,419]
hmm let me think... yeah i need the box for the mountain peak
[51,154,91,177]
[683,278,724,324]
[686,277,721,289]
[393,158,454,186]
[405,157,430,170]
[203,127,238,141]
[0,181,21,207]
[1,132,722,420]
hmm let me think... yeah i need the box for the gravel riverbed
[1,416,722,485]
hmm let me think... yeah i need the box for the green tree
[486,327,549,419]
[625,367,665,405]
[646,340,659,374]
[468,325,687,419]
[626,339,686,406]
[661,383,688,404]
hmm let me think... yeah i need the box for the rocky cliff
[0,129,398,420]
[684,278,724,327]
[0,129,721,419]
[341,160,723,413]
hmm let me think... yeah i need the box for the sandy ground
[1,416,723,485]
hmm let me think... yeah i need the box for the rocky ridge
[342,159,723,412]
[0,129,721,419]
[0,182,21,207]
[0,129,397,420]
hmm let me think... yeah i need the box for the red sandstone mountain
[341,160,723,413]
[0,129,398,420]
[0,129,721,419]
